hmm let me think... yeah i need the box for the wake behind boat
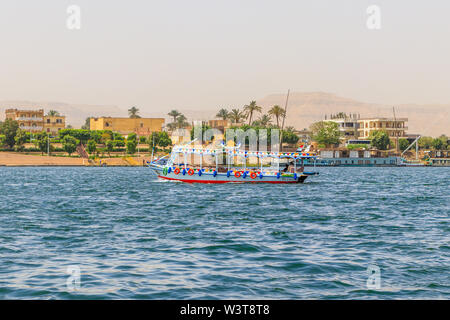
[147,141,319,184]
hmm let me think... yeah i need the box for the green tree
[59,129,90,144]
[62,135,78,156]
[216,108,229,120]
[228,109,245,124]
[168,110,181,123]
[418,136,433,149]
[33,132,51,154]
[14,129,28,151]
[437,135,449,150]
[268,105,286,128]
[176,114,189,129]
[89,130,102,143]
[369,130,391,150]
[127,133,137,142]
[101,131,112,143]
[432,138,443,150]
[114,140,125,147]
[149,131,172,150]
[0,134,5,147]
[87,140,97,155]
[243,101,262,125]
[81,117,91,130]
[399,138,410,152]
[256,114,272,127]
[310,121,341,146]
[282,130,299,145]
[106,140,115,156]
[128,106,141,118]
[127,140,137,154]
[2,119,19,148]
[47,110,60,116]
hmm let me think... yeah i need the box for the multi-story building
[294,128,312,142]
[208,119,231,133]
[43,114,66,136]
[328,114,360,140]
[5,108,44,133]
[90,117,165,135]
[357,118,408,140]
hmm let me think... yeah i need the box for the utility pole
[151,134,155,162]
[47,133,50,156]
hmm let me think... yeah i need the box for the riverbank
[0,152,150,166]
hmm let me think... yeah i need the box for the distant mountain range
[256,92,449,137]
[1,92,448,137]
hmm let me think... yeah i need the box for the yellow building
[90,117,165,135]
[208,119,231,132]
[5,108,44,133]
[44,115,66,136]
[357,118,408,140]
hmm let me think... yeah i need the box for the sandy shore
[0,152,151,167]
[0,152,86,166]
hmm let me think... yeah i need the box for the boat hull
[157,175,308,184]
[149,165,313,184]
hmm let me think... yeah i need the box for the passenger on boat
[283,161,304,173]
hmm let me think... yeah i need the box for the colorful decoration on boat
[172,146,316,159]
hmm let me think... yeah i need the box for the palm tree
[167,122,177,131]
[228,109,245,124]
[128,106,140,118]
[258,114,272,127]
[176,114,189,129]
[243,101,262,125]
[216,108,229,121]
[168,110,181,123]
[268,105,286,128]
[47,110,60,116]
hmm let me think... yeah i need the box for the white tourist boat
[147,141,319,184]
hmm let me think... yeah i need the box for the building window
[47,119,50,123]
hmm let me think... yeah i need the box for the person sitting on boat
[283,161,295,173]
[283,161,304,173]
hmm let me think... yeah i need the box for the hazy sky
[1,0,449,113]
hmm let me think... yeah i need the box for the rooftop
[358,117,408,121]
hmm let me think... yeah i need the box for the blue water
[0,167,448,299]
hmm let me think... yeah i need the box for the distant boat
[147,141,319,184]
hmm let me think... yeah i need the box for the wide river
[0,166,448,299]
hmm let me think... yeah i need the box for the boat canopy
[172,144,317,160]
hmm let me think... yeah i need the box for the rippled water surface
[0,167,449,299]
